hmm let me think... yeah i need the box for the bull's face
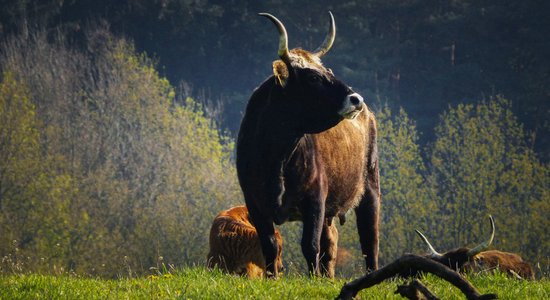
[433,248,472,271]
[261,12,364,133]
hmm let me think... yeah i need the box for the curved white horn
[467,215,495,257]
[415,229,443,259]
[313,11,336,57]
[259,13,291,64]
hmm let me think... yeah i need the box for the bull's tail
[366,114,380,195]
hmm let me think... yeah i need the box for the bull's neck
[262,124,303,166]
[259,86,323,165]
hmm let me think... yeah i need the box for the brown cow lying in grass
[207,205,283,278]
[415,215,535,280]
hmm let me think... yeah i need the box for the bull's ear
[272,60,289,87]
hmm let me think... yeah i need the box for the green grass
[0,268,548,299]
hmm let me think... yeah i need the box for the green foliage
[370,101,548,276]
[0,29,240,277]
[0,71,77,274]
[427,97,549,264]
[376,106,435,263]
[0,71,42,264]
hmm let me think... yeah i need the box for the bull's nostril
[348,93,363,106]
[340,93,364,118]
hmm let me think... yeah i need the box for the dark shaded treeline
[1,0,548,156]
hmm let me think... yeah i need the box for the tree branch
[336,254,497,300]
[395,279,439,300]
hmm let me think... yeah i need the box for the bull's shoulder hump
[245,76,277,111]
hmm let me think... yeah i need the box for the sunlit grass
[0,267,548,299]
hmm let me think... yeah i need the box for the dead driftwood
[395,279,439,300]
[336,254,497,300]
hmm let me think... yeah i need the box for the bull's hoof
[265,270,279,279]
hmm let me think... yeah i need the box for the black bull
[236,12,380,277]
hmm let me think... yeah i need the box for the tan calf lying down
[207,205,283,278]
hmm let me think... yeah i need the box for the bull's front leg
[301,198,326,276]
[246,203,280,278]
[267,173,288,225]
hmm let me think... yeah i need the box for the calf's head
[260,12,364,133]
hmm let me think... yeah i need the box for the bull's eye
[307,74,323,84]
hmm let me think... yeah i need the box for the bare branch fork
[336,254,497,300]
[394,279,439,300]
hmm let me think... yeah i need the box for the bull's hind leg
[356,124,381,272]
[320,219,338,278]
[355,179,380,271]
[301,199,325,276]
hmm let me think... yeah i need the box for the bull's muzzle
[339,93,364,119]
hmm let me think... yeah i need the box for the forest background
[0,0,548,278]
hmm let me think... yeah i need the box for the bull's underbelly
[283,116,368,221]
[283,163,366,222]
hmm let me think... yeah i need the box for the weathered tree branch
[336,254,497,300]
[395,279,439,300]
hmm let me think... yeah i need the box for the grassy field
[0,268,548,299]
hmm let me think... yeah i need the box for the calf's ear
[272,60,289,87]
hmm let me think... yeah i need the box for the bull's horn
[415,229,443,258]
[467,215,495,257]
[313,11,336,57]
[259,13,291,64]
